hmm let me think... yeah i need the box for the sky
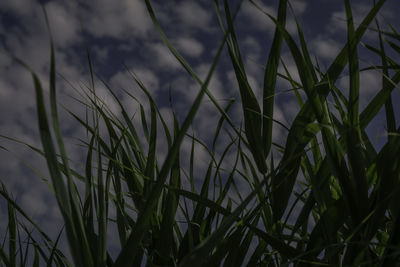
[1,0,400,262]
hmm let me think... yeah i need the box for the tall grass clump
[1,0,400,266]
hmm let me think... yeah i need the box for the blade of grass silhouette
[113,1,242,265]
[377,20,396,139]
[7,200,16,267]
[250,0,387,223]
[262,0,287,159]
[43,6,94,266]
[216,0,266,173]
[144,0,251,152]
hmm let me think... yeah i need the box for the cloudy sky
[1,0,399,261]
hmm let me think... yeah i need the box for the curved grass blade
[376,20,396,139]
[41,7,94,265]
[178,179,268,267]
[343,0,369,228]
[251,0,387,223]
[153,123,181,265]
[262,0,288,159]
[218,0,266,173]
[113,1,239,265]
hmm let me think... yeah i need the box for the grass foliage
[1,0,400,266]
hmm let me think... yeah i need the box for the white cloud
[20,190,48,217]
[311,37,342,61]
[247,74,262,101]
[279,52,301,84]
[242,0,307,36]
[272,104,286,145]
[196,64,224,100]
[242,36,262,58]
[133,67,160,93]
[180,135,210,175]
[83,0,153,39]
[175,2,213,31]
[0,49,12,67]
[91,45,109,62]
[360,70,381,96]
[280,99,300,125]
[45,1,81,47]
[241,1,276,33]
[149,42,182,71]
[327,2,394,40]
[174,37,204,58]
[337,69,381,109]
[2,28,50,73]
[0,0,36,16]
[110,67,160,96]
[290,0,307,15]
[284,18,298,37]
[0,1,82,49]
[109,67,160,135]
[241,36,264,77]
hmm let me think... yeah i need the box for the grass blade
[262,0,287,159]
[114,1,238,265]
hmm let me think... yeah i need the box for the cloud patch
[175,1,213,31]
[149,42,182,71]
[82,0,153,39]
[310,37,342,61]
[174,37,204,58]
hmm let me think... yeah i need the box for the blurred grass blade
[43,6,94,266]
[344,0,369,226]
[2,0,397,266]
[7,201,17,267]
[376,20,396,139]
[143,0,242,142]
[179,178,268,267]
[114,1,239,265]
[219,0,266,173]
[12,8,94,265]
[360,70,400,129]
[262,0,287,159]
[250,0,387,223]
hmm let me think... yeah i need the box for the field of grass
[1,0,400,266]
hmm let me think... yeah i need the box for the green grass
[1,0,400,266]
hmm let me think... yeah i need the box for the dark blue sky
[1,0,399,260]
